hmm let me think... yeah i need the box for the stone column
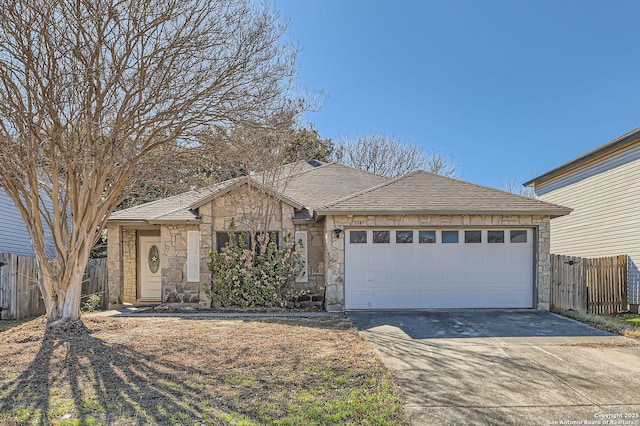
[106,225,123,307]
[324,216,345,311]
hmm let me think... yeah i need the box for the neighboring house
[524,128,640,309]
[0,189,55,257]
[107,160,570,311]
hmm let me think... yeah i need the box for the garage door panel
[345,228,534,310]
[348,250,369,270]
[346,289,370,309]
[392,269,416,286]
[392,247,417,269]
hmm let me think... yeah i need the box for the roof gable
[190,176,305,211]
[279,163,389,211]
[317,171,571,218]
[108,180,237,223]
[108,160,385,223]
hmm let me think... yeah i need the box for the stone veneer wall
[292,221,325,309]
[106,225,122,306]
[161,224,204,304]
[323,214,552,312]
[194,185,328,309]
[121,229,138,303]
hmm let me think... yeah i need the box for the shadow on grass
[0,317,40,333]
[0,324,251,424]
[0,316,408,425]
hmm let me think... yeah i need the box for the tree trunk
[43,248,90,325]
[58,272,83,322]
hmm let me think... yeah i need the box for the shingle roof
[109,179,239,222]
[109,161,389,223]
[316,171,572,218]
[109,162,571,224]
[279,163,389,211]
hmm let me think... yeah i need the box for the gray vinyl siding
[534,143,640,304]
[0,190,56,257]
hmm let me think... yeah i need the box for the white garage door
[345,228,534,309]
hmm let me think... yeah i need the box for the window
[254,232,279,253]
[373,230,390,243]
[216,232,248,252]
[350,230,367,244]
[488,230,504,243]
[148,245,160,273]
[295,231,308,283]
[187,230,200,282]
[465,230,481,243]
[215,231,278,252]
[510,230,527,243]
[396,230,413,243]
[442,230,459,243]
[418,230,436,243]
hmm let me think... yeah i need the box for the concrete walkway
[349,310,640,426]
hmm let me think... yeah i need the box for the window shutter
[295,231,308,283]
[187,230,200,282]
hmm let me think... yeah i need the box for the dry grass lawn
[554,309,640,340]
[0,315,407,425]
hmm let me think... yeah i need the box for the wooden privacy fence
[0,253,45,320]
[550,254,628,315]
[0,254,108,320]
[81,258,109,311]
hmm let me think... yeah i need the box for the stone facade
[161,224,203,305]
[108,211,552,311]
[106,184,329,308]
[122,229,138,303]
[292,221,326,309]
[323,214,552,312]
[199,186,325,308]
[106,225,122,306]
[108,182,555,312]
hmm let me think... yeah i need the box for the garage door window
[510,230,527,243]
[396,230,413,243]
[465,230,482,243]
[442,230,459,243]
[488,230,504,243]
[418,230,436,243]
[373,230,390,243]
[350,231,367,244]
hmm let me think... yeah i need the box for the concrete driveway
[348,310,640,425]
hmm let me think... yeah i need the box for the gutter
[313,208,572,218]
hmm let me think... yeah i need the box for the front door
[139,236,162,301]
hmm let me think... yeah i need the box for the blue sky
[274,0,640,189]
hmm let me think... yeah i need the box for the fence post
[0,253,18,320]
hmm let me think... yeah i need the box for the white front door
[139,236,162,301]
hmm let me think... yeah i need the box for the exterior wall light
[332,228,344,238]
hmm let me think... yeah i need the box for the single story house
[107,160,571,311]
[525,128,640,309]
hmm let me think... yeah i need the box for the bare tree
[0,0,302,324]
[201,119,306,242]
[331,134,457,178]
[502,180,535,198]
[423,150,458,178]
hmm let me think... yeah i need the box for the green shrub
[81,294,103,313]
[204,230,306,308]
